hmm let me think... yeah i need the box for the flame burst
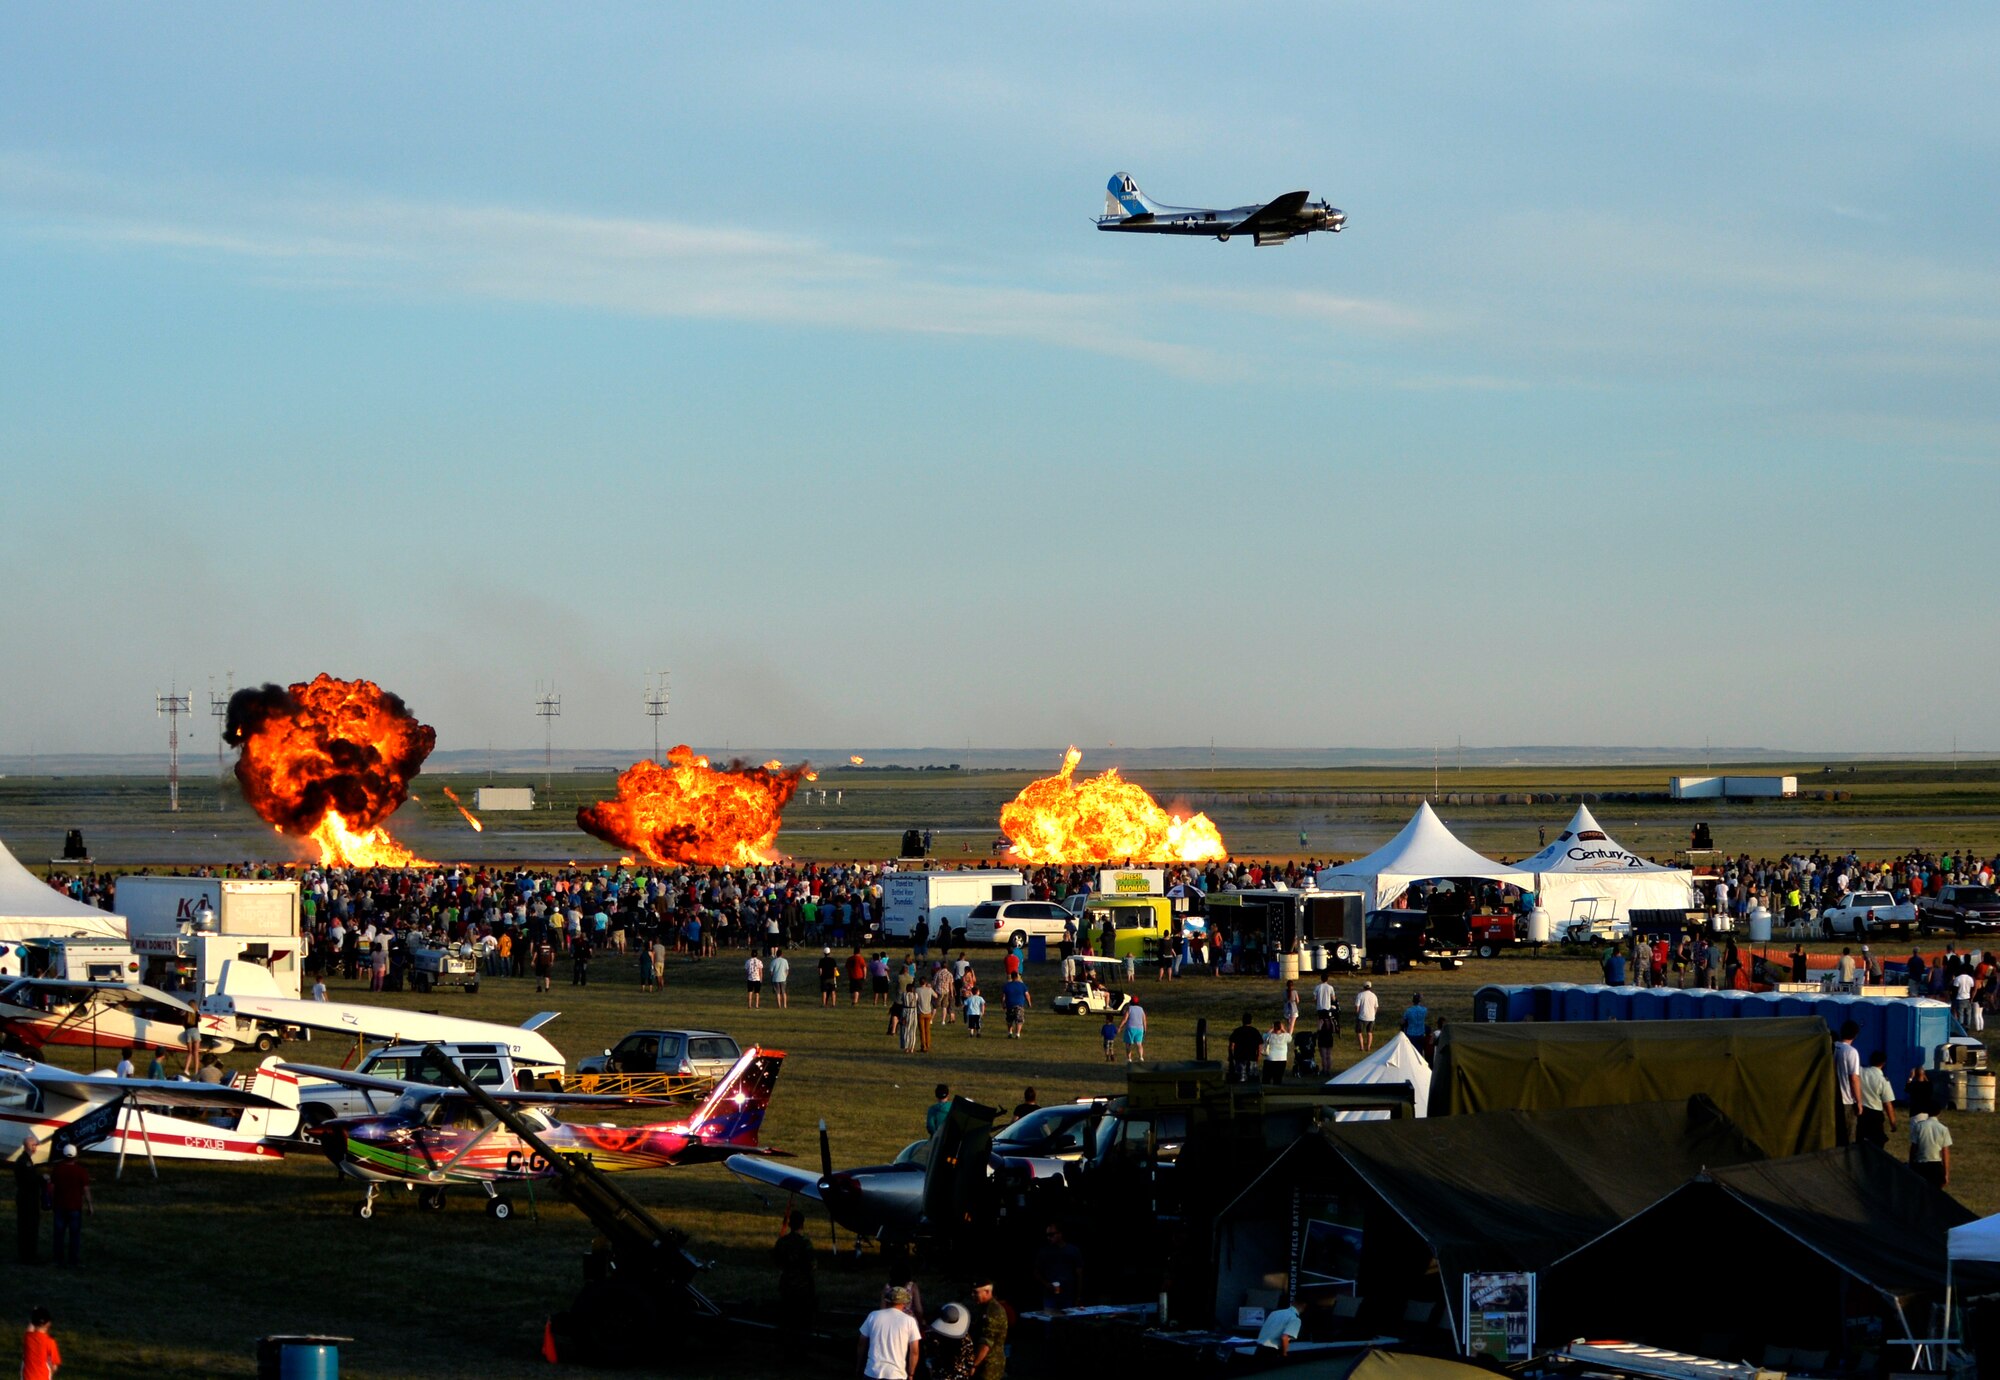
[850,755,865,765]
[225,674,437,868]
[441,786,483,833]
[999,747,1226,864]
[577,745,809,867]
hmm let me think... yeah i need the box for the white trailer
[115,876,300,944]
[474,787,536,811]
[879,869,1026,940]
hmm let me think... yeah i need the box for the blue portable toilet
[1473,984,1515,1023]
[1665,989,1704,1020]
[1628,988,1670,1022]
[1774,994,1816,1021]
[1562,985,1605,1022]
[1533,984,1573,1022]
[1701,990,1745,1018]
[1730,991,1776,1020]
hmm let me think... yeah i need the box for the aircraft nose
[309,1123,348,1165]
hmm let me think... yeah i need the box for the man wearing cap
[48,1145,90,1268]
[857,1285,921,1380]
[819,947,839,1007]
[1354,982,1379,1051]
[11,1133,42,1265]
[970,1278,1008,1380]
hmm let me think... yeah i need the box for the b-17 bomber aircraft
[1096,172,1345,246]
[285,1045,784,1219]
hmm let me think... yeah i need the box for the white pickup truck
[1819,891,1917,938]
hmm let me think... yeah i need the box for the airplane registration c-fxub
[1095,172,1346,246]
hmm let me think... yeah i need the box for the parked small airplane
[0,976,242,1054]
[0,1049,289,1171]
[205,958,563,1069]
[1095,172,1345,245]
[285,1045,784,1218]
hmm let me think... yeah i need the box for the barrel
[1747,909,1772,943]
[1526,907,1551,944]
[1311,945,1328,972]
[1968,1072,1997,1114]
[1280,951,1301,981]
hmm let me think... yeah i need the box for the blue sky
[3,4,1996,758]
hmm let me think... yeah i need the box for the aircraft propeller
[817,1117,838,1254]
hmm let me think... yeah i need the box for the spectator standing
[770,950,790,1009]
[20,1306,60,1380]
[857,1287,922,1380]
[1034,1224,1083,1313]
[1012,1088,1039,1121]
[970,1278,1008,1380]
[1260,1019,1292,1085]
[1857,1050,1897,1148]
[1116,999,1147,1063]
[772,1209,815,1354]
[1400,994,1429,1055]
[927,1303,977,1380]
[1280,981,1300,1033]
[12,1134,42,1265]
[48,1146,89,1268]
[962,988,986,1037]
[1002,976,1030,1039]
[819,948,839,1007]
[745,952,764,1009]
[570,941,591,988]
[913,979,936,1052]
[1833,1021,1862,1146]
[1911,1108,1953,1188]
[926,1085,952,1137]
[1354,982,1380,1051]
[145,1049,167,1081]
[1227,1012,1262,1083]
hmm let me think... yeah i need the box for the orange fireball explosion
[576,746,809,867]
[224,674,437,868]
[999,747,1227,864]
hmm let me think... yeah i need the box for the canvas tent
[1545,1146,1979,1360]
[1313,802,1530,913]
[1329,1031,1431,1122]
[1516,804,1695,924]
[0,834,124,944]
[1429,1018,1835,1157]
[1209,1097,1767,1342]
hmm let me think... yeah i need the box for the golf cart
[1050,955,1132,1016]
[409,944,480,994]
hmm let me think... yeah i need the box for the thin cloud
[0,155,1414,378]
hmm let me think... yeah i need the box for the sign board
[1099,868,1165,896]
[1462,1271,1534,1360]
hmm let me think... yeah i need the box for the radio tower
[209,671,234,810]
[645,670,670,763]
[535,685,562,795]
[157,685,192,812]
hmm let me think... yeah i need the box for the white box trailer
[115,876,300,943]
[1669,777,1723,799]
[474,786,536,811]
[1723,775,1797,798]
[880,869,1026,939]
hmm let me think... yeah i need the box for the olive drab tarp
[1286,1350,1504,1380]
[1429,1017,1835,1157]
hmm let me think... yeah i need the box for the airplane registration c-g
[1096,172,1345,246]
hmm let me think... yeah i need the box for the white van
[961,899,1079,950]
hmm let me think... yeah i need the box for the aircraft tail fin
[214,958,283,999]
[691,1047,785,1148]
[236,1056,301,1141]
[1105,172,1158,219]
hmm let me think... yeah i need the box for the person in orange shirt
[22,1305,60,1380]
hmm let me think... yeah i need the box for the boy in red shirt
[22,1305,60,1380]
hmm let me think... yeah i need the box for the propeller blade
[818,1118,839,1253]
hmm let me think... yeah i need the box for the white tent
[1313,802,1530,912]
[1948,1214,2000,1263]
[1518,804,1695,923]
[1328,1030,1431,1121]
[0,834,125,943]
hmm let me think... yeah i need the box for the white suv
[962,899,1077,949]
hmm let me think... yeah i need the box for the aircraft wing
[1225,190,1311,234]
[4,978,193,1011]
[279,1063,666,1108]
[725,1152,824,1201]
[519,1011,561,1032]
[27,1071,282,1111]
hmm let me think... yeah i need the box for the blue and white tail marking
[1105,172,1156,218]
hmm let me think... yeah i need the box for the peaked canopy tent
[1329,1031,1431,1122]
[1313,802,1530,913]
[1517,804,1695,924]
[0,835,125,944]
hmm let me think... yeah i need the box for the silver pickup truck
[295,1041,563,1125]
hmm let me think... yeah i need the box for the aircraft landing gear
[354,1184,379,1220]
[420,1186,447,1212]
[481,1181,514,1221]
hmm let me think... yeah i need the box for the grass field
[5,941,1999,1379]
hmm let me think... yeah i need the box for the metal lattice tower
[645,670,670,762]
[535,686,562,793]
[209,671,234,809]
[157,686,192,812]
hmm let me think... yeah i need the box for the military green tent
[1429,1017,1834,1157]
[1286,1350,1501,1380]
